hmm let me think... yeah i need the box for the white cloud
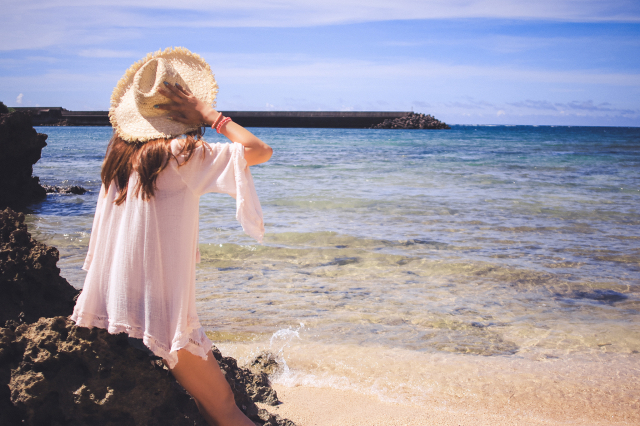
[209,56,640,87]
[1,0,638,64]
[2,48,638,124]
[1,0,639,52]
[508,99,638,114]
[413,101,431,108]
[509,100,558,110]
[16,93,23,104]
[5,55,640,109]
[14,1,640,24]
[78,49,137,58]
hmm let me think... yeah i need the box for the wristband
[216,117,232,133]
[210,112,223,130]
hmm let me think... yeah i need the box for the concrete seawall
[14,107,411,128]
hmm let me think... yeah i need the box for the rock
[257,408,298,426]
[216,350,280,408]
[0,317,295,426]
[0,112,48,210]
[2,317,204,426]
[42,185,87,195]
[248,352,282,377]
[0,208,79,326]
[0,325,22,425]
[0,207,296,426]
[371,112,450,129]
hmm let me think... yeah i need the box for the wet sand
[239,341,640,426]
[262,383,632,426]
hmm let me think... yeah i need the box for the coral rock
[3,317,204,426]
[0,112,48,210]
[216,350,280,408]
[0,208,79,326]
[371,112,450,129]
[42,185,87,195]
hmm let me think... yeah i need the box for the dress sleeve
[173,141,264,243]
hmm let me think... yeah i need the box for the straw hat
[110,47,218,143]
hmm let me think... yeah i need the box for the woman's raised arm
[157,82,273,166]
[216,120,272,166]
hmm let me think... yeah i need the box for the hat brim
[110,47,218,142]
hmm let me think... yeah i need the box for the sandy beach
[232,337,639,426]
[261,383,631,426]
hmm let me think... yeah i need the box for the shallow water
[27,125,640,423]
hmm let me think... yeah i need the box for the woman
[71,47,272,426]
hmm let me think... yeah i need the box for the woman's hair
[101,128,204,205]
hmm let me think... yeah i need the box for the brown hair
[101,128,204,205]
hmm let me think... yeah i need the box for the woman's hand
[156,82,219,126]
[157,82,272,166]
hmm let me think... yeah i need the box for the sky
[1,0,640,126]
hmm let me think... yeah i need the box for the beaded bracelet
[210,112,223,130]
[216,117,232,133]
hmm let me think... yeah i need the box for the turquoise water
[26,125,640,422]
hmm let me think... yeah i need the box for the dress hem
[69,311,213,369]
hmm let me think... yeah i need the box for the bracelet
[210,112,223,130]
[216,117,232,133]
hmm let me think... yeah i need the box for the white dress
[70,139,264,368]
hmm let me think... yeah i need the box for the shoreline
[261,383,631,426]
[219,340,640,426]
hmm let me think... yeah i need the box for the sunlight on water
[26,125,640,423]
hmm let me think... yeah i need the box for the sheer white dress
[71,139,264,368]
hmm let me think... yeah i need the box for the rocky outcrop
[370,112,451,129]
[42,185,87,195]
[218,350,281,409]
[0,208,79,326]
[0,208,295,426]
[0,112,48,210]
[2,317,202,426]
[1,317,292,426]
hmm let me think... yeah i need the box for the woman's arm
[157,82,273,166]
[216,120,272,166]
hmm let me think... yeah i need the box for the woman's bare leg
[168,349,255,426]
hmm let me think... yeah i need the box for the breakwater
[13,107,412,128]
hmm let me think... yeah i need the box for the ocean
[28,125,640,423]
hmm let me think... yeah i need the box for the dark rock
[3,316,204,426]
[0,208,79,327]
[371,112,450,129]
[217,350,280,408]
[557,289,629,305]
[578,289,628,303]
[0,324,22,426]
[0,207,296,426]
[0,112,48,210]
[43,185,87,195]
[249,352,282,377]
[257,408,297,426]
[0,316,294,426]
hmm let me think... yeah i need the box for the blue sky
[1,1,640,125]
